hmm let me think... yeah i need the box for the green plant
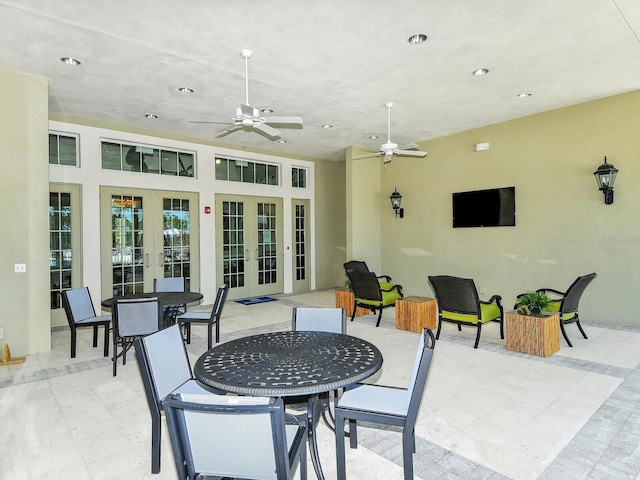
[344,275,352,290]
[517,291,552,312]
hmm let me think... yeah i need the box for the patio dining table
[101,291,203,328]
[193,330,383,480]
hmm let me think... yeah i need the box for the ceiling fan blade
[263,116,303,126]
[254,122,281,138]
[189,120,235,125]
[352,151,382,160]
[397,142,420,150]
[215,125,243,138]
[395,149,428,157]
[383,152,394,164]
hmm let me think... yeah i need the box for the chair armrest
[480,295,502,306]
[536,288,565,298]
[376,274,392,282]
[381,284,403,296]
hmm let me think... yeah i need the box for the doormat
[235,296,278,306]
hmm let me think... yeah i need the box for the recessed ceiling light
[178,87,194,94]
[145,113,158,119]
[261,108,274,114]
[407,33,428,44]
[222,129,231,134]
[321,124,333,129]
[61,57,81,66]
[472,68,489,76]
[277,139,287,144]
[517,92,532,98]
[368,135,379,140]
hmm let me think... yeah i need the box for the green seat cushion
[546,300,576,321]
[356,288,402,308]
[378,281,394,290]
[442,301,501,324]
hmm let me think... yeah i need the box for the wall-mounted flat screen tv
[452,186,516,228]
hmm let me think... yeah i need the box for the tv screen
[452,187,516,228]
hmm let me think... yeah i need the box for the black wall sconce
[390,187,404,218]
[593,156,618,205]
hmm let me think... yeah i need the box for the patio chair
[112,297,161,376]
[531,272,597,347]
[344,260,394,289]
[134,325,220,474]
[345,269,403,327]
[154,276,187,320]
[428,275,504,348]
[178,285,228,349]
[163,393,307,480]
[292,307,346,334]
[335,328,436,480]
[61,287,111,358]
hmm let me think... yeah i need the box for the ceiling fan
[190,49,303,140]
[354,102,427,164]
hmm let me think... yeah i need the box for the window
[101,141,195,177]
[50,191,73,308]
[292,167,307,188]
[49,133,78,166]
[215,157,279,185]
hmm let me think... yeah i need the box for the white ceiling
[2,0,640,162]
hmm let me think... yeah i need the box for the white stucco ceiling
[2,0,640,161]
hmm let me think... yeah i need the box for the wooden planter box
[335,289,368,318]
[395,296,437,333]
[506,310,560,357]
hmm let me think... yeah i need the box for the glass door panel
[292,199,310,292]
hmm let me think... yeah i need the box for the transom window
[292,167,307,188]
[49,132,78,166]
[101,141,195,177]
[215,157,279,185]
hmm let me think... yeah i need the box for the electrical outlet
[14,263,26,273]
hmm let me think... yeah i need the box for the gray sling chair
[112,296,162,376]
[134,324,219,474]
[154,276,187,321]
[335,328,436,480]
[291,307,347,428]
[61,287,111,358]
[178,284,228,349]
[163,393,308,480]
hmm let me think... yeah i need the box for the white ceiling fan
[354,102,427,164]
[190,49,303,140]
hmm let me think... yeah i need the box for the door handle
[159,252,164,266]
[245,249,250,261]
[255,248,259,261]
[145,253,149,268]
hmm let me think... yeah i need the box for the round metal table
[194,330,383,480]
[101,291,203,327]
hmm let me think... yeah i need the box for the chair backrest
[62,287,96,325]
[211,284,229,320]
[164,393,299,480]
[562,273,597,313]
[428,275,480,315]
[154,277,185,293]
[134,325,194,408]
[292,307,347,334]
[343,260,370,274]
[114,297,161,337]
[346,269,382,302]
[406,328,436,427]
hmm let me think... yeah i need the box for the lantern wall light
[593,156,618,205]
[390,187,404,218]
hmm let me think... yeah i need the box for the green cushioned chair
[428,275,504,349]
[520,273,597,347]
[345,269,403,327]
[344,260,395,289]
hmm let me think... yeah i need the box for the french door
[100,187,199,300]
[215,195,283,299]
[292,199,310,292]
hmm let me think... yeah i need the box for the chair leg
[350,301,357,322]
[474,323,482,349]
[215,318,220,344]
[185,323,191,344]
[457,323,462,331]
[92,325,99,347]
[576,318,588,339]
[402,428,415,480]
[112,340,118,377]
[560,320,574,347]
[499,318,505,339]
[335,411,347,480]
[102,324,110,357]
[348,419,358,448]
[151,410,161,474]
[375,308,383,327]
[435,317,442,340]
[70,329,77,358]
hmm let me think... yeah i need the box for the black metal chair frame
[335,329,436,480]
[345,269,403,327]
[428,275,504,349]
[178,284,228,350]
[534,272,597,347]
[343,260,393,283]
[61,287,111,359]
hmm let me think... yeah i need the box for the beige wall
[0,70,50,355]
[349,90,640,326]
